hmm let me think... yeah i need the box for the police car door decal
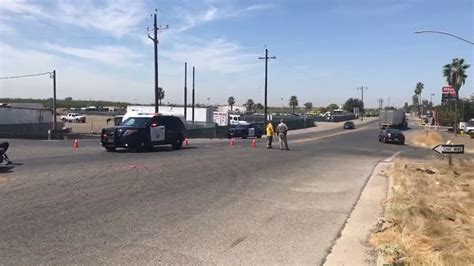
[248,128,255,137]
[150,126,165,142]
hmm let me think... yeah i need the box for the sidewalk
[323,156,393,266]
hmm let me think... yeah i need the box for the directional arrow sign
[432,144,464,154]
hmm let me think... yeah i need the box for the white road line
[383,151,401,162]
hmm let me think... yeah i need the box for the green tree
[414,82,424,116]
[412,95,419,106]
[343,98,364,113]
[157,87,165,105]
[403,102,409,112]
[64,97,72,101]
[304,102,313,110]
[245,99,254,112]
[443,58,470,99]
[255,103,264,110]
[227,96,235,111]
[289,95,299,114]
[326,103,339,112]
[414,82,424,96]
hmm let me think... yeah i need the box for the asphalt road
[0,122,429,264]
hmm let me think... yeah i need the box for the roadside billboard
[441,86,456,102]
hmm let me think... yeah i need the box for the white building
[217,105,246,113]
[126,105,214,123]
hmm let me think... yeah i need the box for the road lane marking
[383,151,401,162]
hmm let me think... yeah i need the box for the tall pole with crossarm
[259,48,276,126]
[148,10,168,113]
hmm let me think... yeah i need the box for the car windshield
[121,117,151,127]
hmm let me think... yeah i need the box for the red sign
[442,86,456,96]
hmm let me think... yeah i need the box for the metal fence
[184,115,315,139]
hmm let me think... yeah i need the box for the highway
[0,121,428,264]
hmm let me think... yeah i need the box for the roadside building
[0,104,58,139]
[126,105,214,123]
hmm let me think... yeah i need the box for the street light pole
[415,30,474,45]
[415,30,471,136]
[51,70,57,130]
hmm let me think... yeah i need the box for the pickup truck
[61,113,86,123]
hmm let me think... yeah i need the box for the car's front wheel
[172,139,183,150]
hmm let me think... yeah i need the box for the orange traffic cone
[73,138,80,148]
[251,139,257,148]
[184,138,189,146]
[230,138,235,147]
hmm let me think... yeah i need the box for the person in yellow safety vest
[266,122,276,149]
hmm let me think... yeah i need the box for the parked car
[464,120,474,134]
[378,128,405,145]
[226,123,263,139]
[101,114,186,152]
[343,121,355,129]
[61,113,86,123]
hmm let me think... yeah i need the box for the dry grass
[410,131,444,147]
[370,158,474,265]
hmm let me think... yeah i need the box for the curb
[323,153,398,266]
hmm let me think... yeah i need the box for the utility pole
[357,86,368,121]
[259,48,276,126]
[184,62,187,121]
[192,66,195,123]
[51,70,57,130]
[148,10,168,113]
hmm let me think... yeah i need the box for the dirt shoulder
[370,157,474,265]
[405,130,474,154]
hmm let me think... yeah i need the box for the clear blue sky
[0,0,472,108]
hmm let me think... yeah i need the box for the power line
[0,72,52,80]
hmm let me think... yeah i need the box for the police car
[226,123,263,139]
[101,113,186,152]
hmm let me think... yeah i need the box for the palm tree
[414,82,424,116]
[289,95,299,114]
[228,96,235,111]
[245,99,254,112]
[443,58,470,99]
[414,82,424,96]
[157,87,165,105]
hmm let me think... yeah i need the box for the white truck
[464,119,474,133]
[212,113,246,126]
[61,113,86,123]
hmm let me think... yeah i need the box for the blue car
[226,123,263,139]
